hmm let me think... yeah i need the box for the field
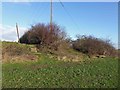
[2,53,118,88]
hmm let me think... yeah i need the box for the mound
[2,41,38,63]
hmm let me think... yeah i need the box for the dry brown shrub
[72,35,117,57]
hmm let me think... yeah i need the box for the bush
[72,35,117,57]
[20,23,67,51]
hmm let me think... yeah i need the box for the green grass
[2,53,118,88]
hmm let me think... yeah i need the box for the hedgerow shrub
[20,23,67,51]
[72,35,117,57]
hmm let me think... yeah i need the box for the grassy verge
[2,41,38,63]
[2,53,118,88]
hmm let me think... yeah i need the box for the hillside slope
[2,41,118,88]
[2,41,88,63]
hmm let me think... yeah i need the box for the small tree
[20,23,67,50]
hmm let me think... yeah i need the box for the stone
[31,47,37,52]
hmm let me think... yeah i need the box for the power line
[58,0,80,31]
[31,3,50,23]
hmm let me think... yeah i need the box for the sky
[1,1,118,48]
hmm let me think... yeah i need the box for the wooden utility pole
[16,23,20,43]
[50,0,53,32]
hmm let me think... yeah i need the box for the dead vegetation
[2,42,38,63]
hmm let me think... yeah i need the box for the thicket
[72,35,117,57]
[20,23,67,51]
[20,23,117,57]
